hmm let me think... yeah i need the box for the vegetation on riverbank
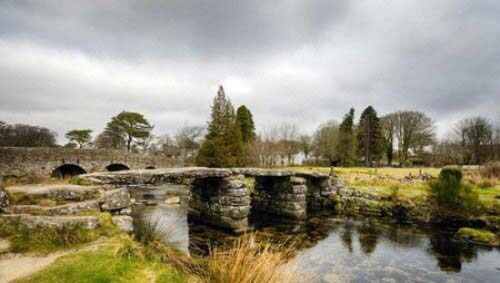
[6,213,296,283]
[0,213,119,254]
[16,237,186,283]
[456,228,498,246]
[288,166,500,212]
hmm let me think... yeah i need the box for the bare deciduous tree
[454,116,493,164]
[391,111,435,165]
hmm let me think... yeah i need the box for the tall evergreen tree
[196,86,245,167]
[357,106,383,167]
[236,105,256,143]
[336,108,356,166]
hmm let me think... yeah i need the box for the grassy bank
[288,166,500,212]
[0,213,119,254]
[15,237,186,283]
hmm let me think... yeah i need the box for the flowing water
[135,204,500,283]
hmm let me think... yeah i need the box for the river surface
[135,204,500,283]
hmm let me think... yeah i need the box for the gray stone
[0,187,9,210]
[290,177,306,185]
[0,214,99,229]
[6,184,100,204]
[165,196,181,204]
[5,200,100,216]
[112,216,134,233]
[99,188,131,212]
[80,167,233,185]
[291,185,306,194]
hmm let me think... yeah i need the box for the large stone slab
[79,167,233,185]
[6,184,100,205]
[0,214,99,229]
[4,200,100,216]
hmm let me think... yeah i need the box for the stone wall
[0,147,175,177]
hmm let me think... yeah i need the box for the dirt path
[0,251,68,283]
[0,239,105,283]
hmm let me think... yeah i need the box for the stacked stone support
[252,176,307,220]
[189,175,250,233]
[301,175,336,210]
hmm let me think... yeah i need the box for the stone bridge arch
[50,163,87,178]
[0,147,175,178]
[105,163,130,172]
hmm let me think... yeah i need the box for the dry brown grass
[198,235,297,283]
[480,162,500,179]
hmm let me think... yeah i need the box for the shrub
[480,162,500,179]
[430,167,481,211]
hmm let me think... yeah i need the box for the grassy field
[288,166,500,211]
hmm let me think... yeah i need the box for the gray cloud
[0,0,499,143]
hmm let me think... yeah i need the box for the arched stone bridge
[0,147,175,178]
[80,167,342,233]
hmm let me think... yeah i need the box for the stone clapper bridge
[80,167,343,233]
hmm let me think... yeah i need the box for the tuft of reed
[197,234,297,283]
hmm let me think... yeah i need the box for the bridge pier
[252,176,307,220]
[301,175,336,210]
[189,174,251,233]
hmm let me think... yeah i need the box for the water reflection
[136,205,500,282]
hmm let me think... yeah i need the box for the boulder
[99,188,131,212]
[112,216,134,233]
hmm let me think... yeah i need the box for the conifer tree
[336,108,356,166]
[196,86,245,167]
[357,106,383,167]
[236,105,256,166]
[236,105,256,143]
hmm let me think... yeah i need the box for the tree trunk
[127,135,132,152]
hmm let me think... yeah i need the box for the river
[135,204,500,283]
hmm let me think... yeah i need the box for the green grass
[16,244,186,283]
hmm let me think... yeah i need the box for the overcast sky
[1,1,499,144]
